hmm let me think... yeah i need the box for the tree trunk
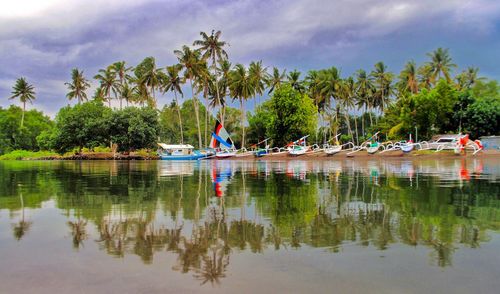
[174,91,184,143]
[240,99,245,149]
[354,116,359,145]
[21,102,25,128]
[190,79,203,149]
[344,109,352,141]
[361,112,365,139]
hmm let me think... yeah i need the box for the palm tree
[339,77,356,141]
[110,61,133,108]
[175,45,205,148]
[163,64,185,143]
[229,64,254,148]
[120,82,135,107]
[139,57,162,108]
[94,67,119,107]
[193,30,229,114]
[248,60,268,107]
[305,70,326,142]
[370,62,393,114]
[9,78,35,128]
[426,48,456,83]
[12,193,32,241]
[266,67,286,94]
[355,69,375,135]
[418,64,434,90]
[398,60,419,95]
[214,59,232,124]
[194,61,212,146]
[456,66,482,90]
[287,69,304,92]
[65,68,91,104]
[319,67,342,137]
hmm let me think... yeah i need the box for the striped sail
[210,120,235,149]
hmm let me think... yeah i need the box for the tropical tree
[456,67,482,90]
[229,64,254,148]
[175,46,204,148]
[193,30,229,115]
[213,59,232,124]
[94,67,119,107]
[355,69,375,134]
[287,70,304,93]
[249,60,268,107]
[65,68,91,104]
[371,62,393,114]
[418,64,434,91]
[110,61,133,108]
[120,82,135,107]
[318,67,342,135]
[266,67,286,94]
[398,60,419,95]
[9,77,35,128]
[426,48,456,83]
[339,77,356,141]
[135,57,162,108]
[162,64,185,143]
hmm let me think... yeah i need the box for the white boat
[216,148,237,159]
[324,145,342,155]
[287,135,309,156]
[157,144,207,160]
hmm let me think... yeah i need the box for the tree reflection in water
[0,159,499,285]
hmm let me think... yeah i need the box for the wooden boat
[253,138,271,158]
[210,120,237,159]
[216,149,237,159]
[287,136,309,156]
[157,144,207,160]
[324,145,342,155]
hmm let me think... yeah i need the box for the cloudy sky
[1,0,499,115]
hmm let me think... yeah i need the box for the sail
[210,120,235,149]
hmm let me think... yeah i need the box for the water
[0,158,499,293]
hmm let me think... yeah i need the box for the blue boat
[157,143,208,160]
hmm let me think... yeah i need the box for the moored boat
[287,135,309,156]
[157,143,207,160]
[210,120,237,159]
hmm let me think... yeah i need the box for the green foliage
[461,96,500,137]
[0,150,59,160]
[267,84,317,146]
[109,107,159,151]
[0,106,53,154]
[51,101,111,153]
[247,101,272,145]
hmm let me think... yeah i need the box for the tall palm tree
[175,45,204,148]
[287,69,304,92]
[215,59,232,124]
[193,30,229,116]
[94,67,119,107]
[65,68,91,104]
[194,61,212,146]
[418,64,434,90]
[9,77,35,128]
[266,67,286,94]
[110,61,133,108]
[398,60,419,95]
[140,57,161,109]
[319,67,342,136]
[163,64,185,143]
[355,69,375,135]
[339,77,356,141]
[120,82,135,107]
[426,48,456,83]
[305,70,326,141]
[370,62,393,114]
[229,64,254,148]
[248,60,268,107]
[456,66,482,90]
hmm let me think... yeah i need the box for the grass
[0,150,60,160]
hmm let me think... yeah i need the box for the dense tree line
[2,30,499,154]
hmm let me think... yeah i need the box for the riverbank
[2,149,498,161]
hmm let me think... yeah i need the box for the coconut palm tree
[418,64,434,90]
[194,61,212,146]
[193,30,229,114]
[370,62,393,114]
[355,69,375,134]
[94,67,119,107]
[229,64,254,148]
[319,67,342,136]
[9,77,35,128]
[339,77,356,141]
[65,68,91,104]
[426,48,456,83]
[455,66,483,90]
[398,60,419,95]
[110,61,133,108]
[266,67,286,94]
[175,45,205,148]
[139,57,162,109]
[214,59,232,124]
[120,82,135,107]
[163,64,185,143]
[287,69,304,93]
[248,60,268,107]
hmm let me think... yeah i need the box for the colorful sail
[210,120,235,149]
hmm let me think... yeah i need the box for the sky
[1,0,499,116]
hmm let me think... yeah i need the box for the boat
[157,143,207,160]
[366,142,380,154]
[324,134,343,155]
[210,120,237,159]
[252,138,271,158]
[287,135,309,156]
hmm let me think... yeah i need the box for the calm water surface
[0,158,499,293]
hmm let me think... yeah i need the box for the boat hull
[325,146,342,155]
[159,154,207,160]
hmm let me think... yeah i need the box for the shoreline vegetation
[1,30,499,160]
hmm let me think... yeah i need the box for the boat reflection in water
[0,157,499,291]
